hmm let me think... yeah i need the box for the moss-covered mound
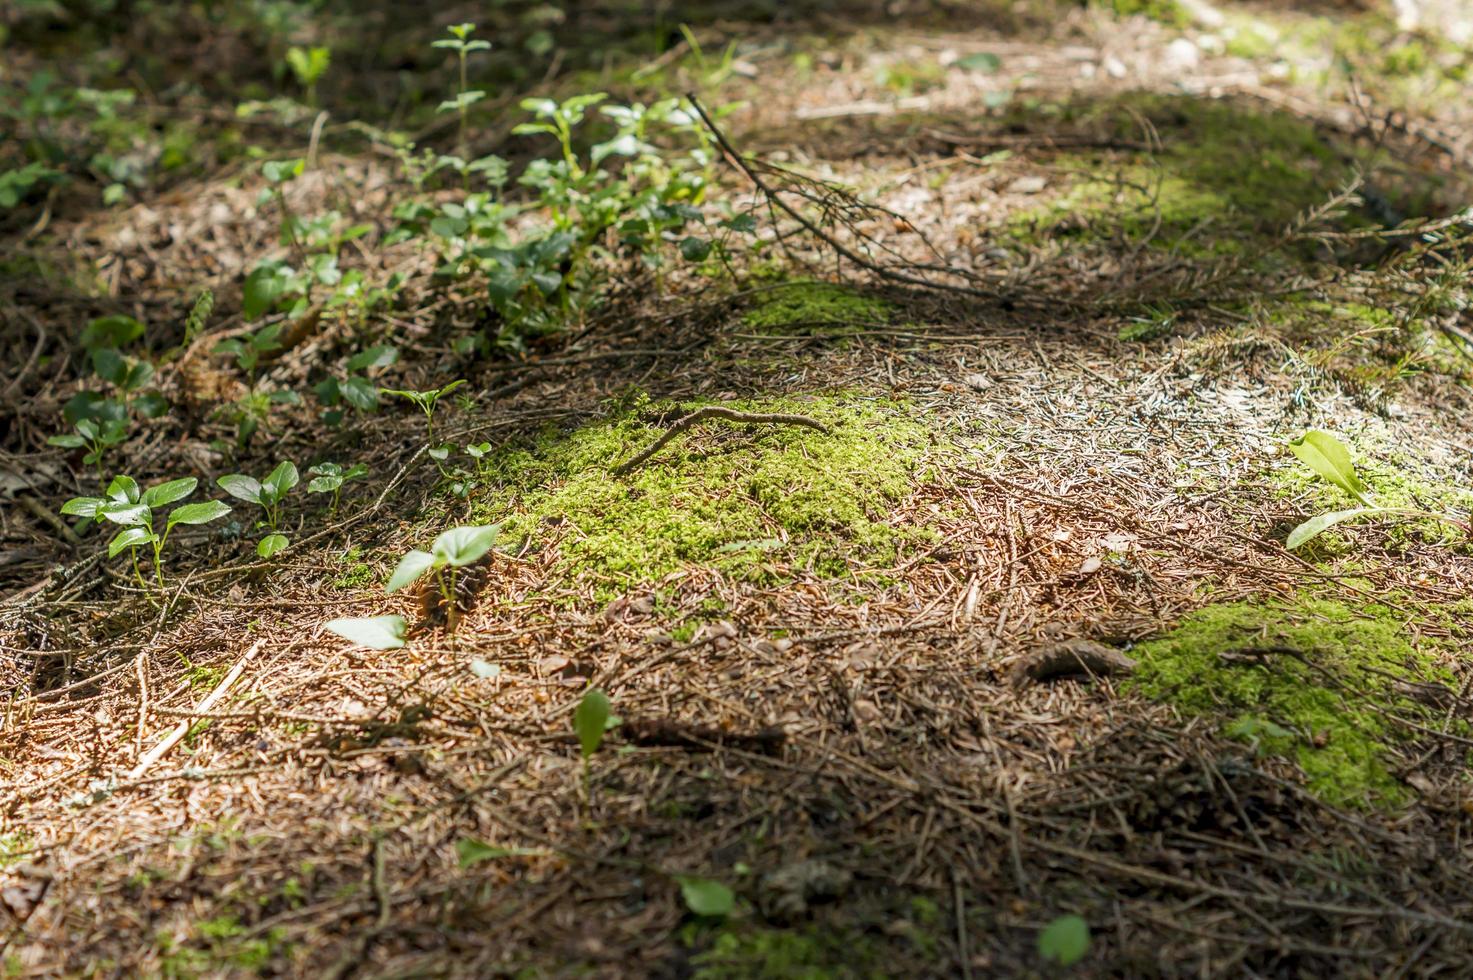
[473,392,935,592]
[1128,598,1449,808]
[741,281,893,333]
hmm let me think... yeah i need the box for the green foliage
[382,379,465,445]
[323,614,407,649]
[573,688,610,759]
[62,475,231,593]
[284,46,330,104]
[473,393,936,595]
[1127,598,1451,807]
[679,877,735,918]
[306,461,368,514]
[1038,914,1091,967]
[386,524,499,594]
[217,461,299,555]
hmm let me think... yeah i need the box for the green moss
[331,545,376,590]
[1004,95,1354,260]
[692,925,883,980]
[1128,598,1447,807]
[472,392,936,594]
[741,281,893,333]
[1097,0,1189,28]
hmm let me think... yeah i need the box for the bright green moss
[1128,598,1447,807]
[472,392,936,593]
[691,925,886,980]
[741,281,893,333]
[1098,0,1189,28]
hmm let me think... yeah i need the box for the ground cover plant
[4,0,1473,976]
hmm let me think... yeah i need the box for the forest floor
[4,1,1473,976]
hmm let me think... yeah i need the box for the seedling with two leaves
[1284,431,1467,549]
[306,462,367,515]
[217,461,298,557]
[62,476,231,594]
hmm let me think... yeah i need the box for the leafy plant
[323,614,407,650]
[217,461,299,557]
[678,876,735,919]
[574,688,610,759]
[386,524,499,630]
[61,476,231,593]
[1038,914,1090,967]
[306,461,368,514]
[285,46,330,105]
[313,344,398,425]
[48,417,128,476]
[433,23,490,157]
[382,379,466,446]
[1284,430,1465,549]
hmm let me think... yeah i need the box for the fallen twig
[127,641,261,780]
[612,406,829,476]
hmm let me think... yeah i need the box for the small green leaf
[678,877,734,918]
[217,474,263,504]
[107,475,140,504]
[263,460,299,498]
[324,615,407,650]
[1038,914,1090,967]
[955,52,1001,72]
[1286,507,1389,549]
[307,475,343,494]
[455,838,543,868]
[386,549,436,593]
[166,500,232,530]
[61,496,106,518]
[346,345,398,372]
[679,236,712,262]
[48,433,87,449]
[108,525,156,557]
[574,688,611,759]
[1288,430,1373,505]
[257,533,290,558]
[99,501,150,527]
[431,524,499,567]
[142,477,197,509]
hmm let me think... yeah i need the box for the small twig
[127,641,261,780]
[612,406,829,476]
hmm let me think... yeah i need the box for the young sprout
[432,23,490,158]
[285,45,330,106]
[306,461,368,515]
[217,461,299,557]
[382,379,466,446]
[48,417,129,477]
[62,475,231,594]
[386,523,498,631]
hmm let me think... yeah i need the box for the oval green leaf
[257,532,290,558]
[324,615,407,650]
[167,500,232,530]
[217,474,262,504]
[431,524,500,567]
[99,501,150,527]
[61,496,105,518]
[1288,430,1372,505]
[386,549,436,593]
[574,688,611,759]
[264,460,299,496]
[1286,507,1386,550]
[1038,914,1090,967]
[108,525,156,557]
[143,477,197,509]
[678,877,734,918]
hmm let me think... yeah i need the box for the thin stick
[127,641,261,780]
[612,406,829,476]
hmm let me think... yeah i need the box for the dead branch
[613,406,829,476]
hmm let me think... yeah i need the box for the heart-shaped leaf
[431,524,500,567]
[324,615,407,649]
[166,500,232,530]
[1289,431,1372,505]
[143,477,197,509]
[386,549,436,593]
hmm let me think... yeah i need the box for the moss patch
[472,392,936,593]
[741,281,893,333]
[690,925,887,980]
[1128,598,1447,807]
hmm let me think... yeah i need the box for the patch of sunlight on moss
[1127,598,1449,807]
[472,392,936,594]
[1003,95,1355,258]
[741,281,893,333]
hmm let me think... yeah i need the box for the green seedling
[677,877,735,919]
[382,379,466,445]
[48,417,128,476]
[314,344,397,424]
[285,46,330,105]
[62,475,231,594]
[1284,430,1466,548]
[217,461,299,557]
[306,462,368,515]
[573,686,611,802]
[433,23,489,157]
[1038,914,1091,967]
[386,523,499,631]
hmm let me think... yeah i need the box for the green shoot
[217,461,299,556]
